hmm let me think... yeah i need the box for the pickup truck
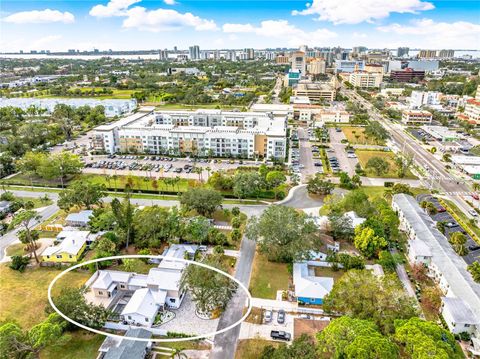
[270,330,291,341]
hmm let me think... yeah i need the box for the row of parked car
[106,154,246,165]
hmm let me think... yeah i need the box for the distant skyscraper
[159,49,168,61]
[189,45,200,60]
[173,46,178,52]
[397,47,409,57]
[244,48,255,60]
[438,49,455,58]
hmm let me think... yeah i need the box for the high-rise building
[438,49,455,58]
[307,59,326,75]
[189,45,200,60]
[276,55,290,64]
[159,49,168,61]
[243,48,255,60]
[397,47,409,57]
[419,50,438,58]
[290,51,306,74]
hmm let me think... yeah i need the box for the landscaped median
[438,198,480,244]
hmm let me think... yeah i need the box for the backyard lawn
[313,266,345,282]
[235,339,282,359]
[356,150,417,179]
[342,127,386,146]
[40,331,104,359]
[0,265,91,329]
[249,253,290,299]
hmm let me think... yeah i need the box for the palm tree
[170,348,188,359]
[473,182,480,192]
[205,166,211,180]
[449,232,468,256]
[112,175,118,192]
[193,167,203,182]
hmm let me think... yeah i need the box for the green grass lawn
[40,331,104,359]
[249,253,290,299]
[0,265,91,329]
[313,266,345,282]
[235,339,281,359]
[17,196,53,208]
[361,186,429,200]
[151,103,244,111]
[5,243,27,257]
[356,150,417,179]
[342,127,385,146]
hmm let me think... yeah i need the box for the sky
[0,0,479,52]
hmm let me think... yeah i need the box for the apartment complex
[293,81,336,103]
[93,109,287,159]
[401,110,433,125]
[392,194,480,355]
[390,68,426,82]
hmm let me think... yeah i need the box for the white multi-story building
[401,110,433,125]
[392,193,480,353]
[348,71,383,88]
[409,91,441,109]
[93,109,287,160]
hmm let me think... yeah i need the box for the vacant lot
[342,127,385,145]
[356,150,417,179]
[249,253,290,299]
[0,265,91,329]
[235,339,282,359]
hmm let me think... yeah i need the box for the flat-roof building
[401,110,433,125]
[293,81,336,103]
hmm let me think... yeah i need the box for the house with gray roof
[98,328,152,359]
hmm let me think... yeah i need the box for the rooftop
[442,297,479,324]
[103,328,152,359]
[293,262,334,299]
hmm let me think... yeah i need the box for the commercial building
[459,98,480,125]
[0,98,137,117]
[451,155,480,179]
[401,110,433,125]
[421,126,461,142]
[390,68,426,82]
[293,81,336,103]
[275,55,290,65]
[93,109,287,160]
[392,193,480,350]
[334,60,364,73]
[364,63,384,75]
[293,104,350,126]
[307,59,326,75]
[284,69,301,87]
[409,91,441,109]
[406,60,439,72]
[347,71,383,88]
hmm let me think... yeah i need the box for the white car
[264,310,273,323]
[468,209,478,217]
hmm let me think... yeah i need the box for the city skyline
[1,0,479,52]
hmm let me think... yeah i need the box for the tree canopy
[180,188,223,217]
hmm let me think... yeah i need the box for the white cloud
[378,19,480,48]
[89,0,141,18]
[292,0,434,24]
[3,9,74,24]
[222,20,337,46]
[122,7,217,32]
[164,0,178,5]
[352,32,367,38]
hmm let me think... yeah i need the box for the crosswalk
[442,192,478,196]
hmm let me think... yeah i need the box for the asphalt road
[0,203,59,261]
[210,235,256,359]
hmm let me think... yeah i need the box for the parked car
[472,194,479,200]
[468,209,478,217]
[437,206,446,213]
[446,222,459,228]
[277,309,286,324]
[270,330,291,341]
[264,310,272,323]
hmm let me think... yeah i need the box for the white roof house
[344,211,366,227]
[121,288,165,324]
[441,297,480,335]
[65,210,93,227]
[42,235,87,257]
[293,262,334,304]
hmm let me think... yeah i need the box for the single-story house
[344,211,366,228]
[293,262,334,305]
[65,210,93,227]
[121,288,166,325]
[441,297,479,335]
[41,235,87,263]
[56,230,98,247]
[98,328,152,359]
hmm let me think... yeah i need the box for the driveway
[239,311,294,340]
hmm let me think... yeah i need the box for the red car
[437,206,446,213]
[472,194,479,200]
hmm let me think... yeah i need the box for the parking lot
[416,194,480,265]
[328,128,359,176]
[82,154,263,179]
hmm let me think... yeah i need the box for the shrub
[9,255,30,272]
[231,228,242,242]
[231,207,240,216]
[213,245,225,254]
[231,216,241,229]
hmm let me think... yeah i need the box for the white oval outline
[47,254,252,342]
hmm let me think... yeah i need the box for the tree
[353,226,388,258]
[37,152,83,188]
[468,261,480,282]
[133,206,182,248]
[307,175,334,195]
[207,171,233,191]
[260,334,317,359]
[111,194,135,249]
[394,317,463,359]
[245,205,319,262]
[449,232,468,255]
[390,183,413,196]
[9,255,30,272]
[323,270,418,334]
[316,316,399,359]
[366,157,390,176]
[10,210,41,263]
[58,180,106,210]
[328,213,354,241]
[421,286,442,314]
[47,287,110,330]
[233,171,264,199]
[265,171,286,189]
[0,314,67,359]
[181,255,237,314]
[377,250,401,273]
[180,188,223,217]
[184,216,211,245]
